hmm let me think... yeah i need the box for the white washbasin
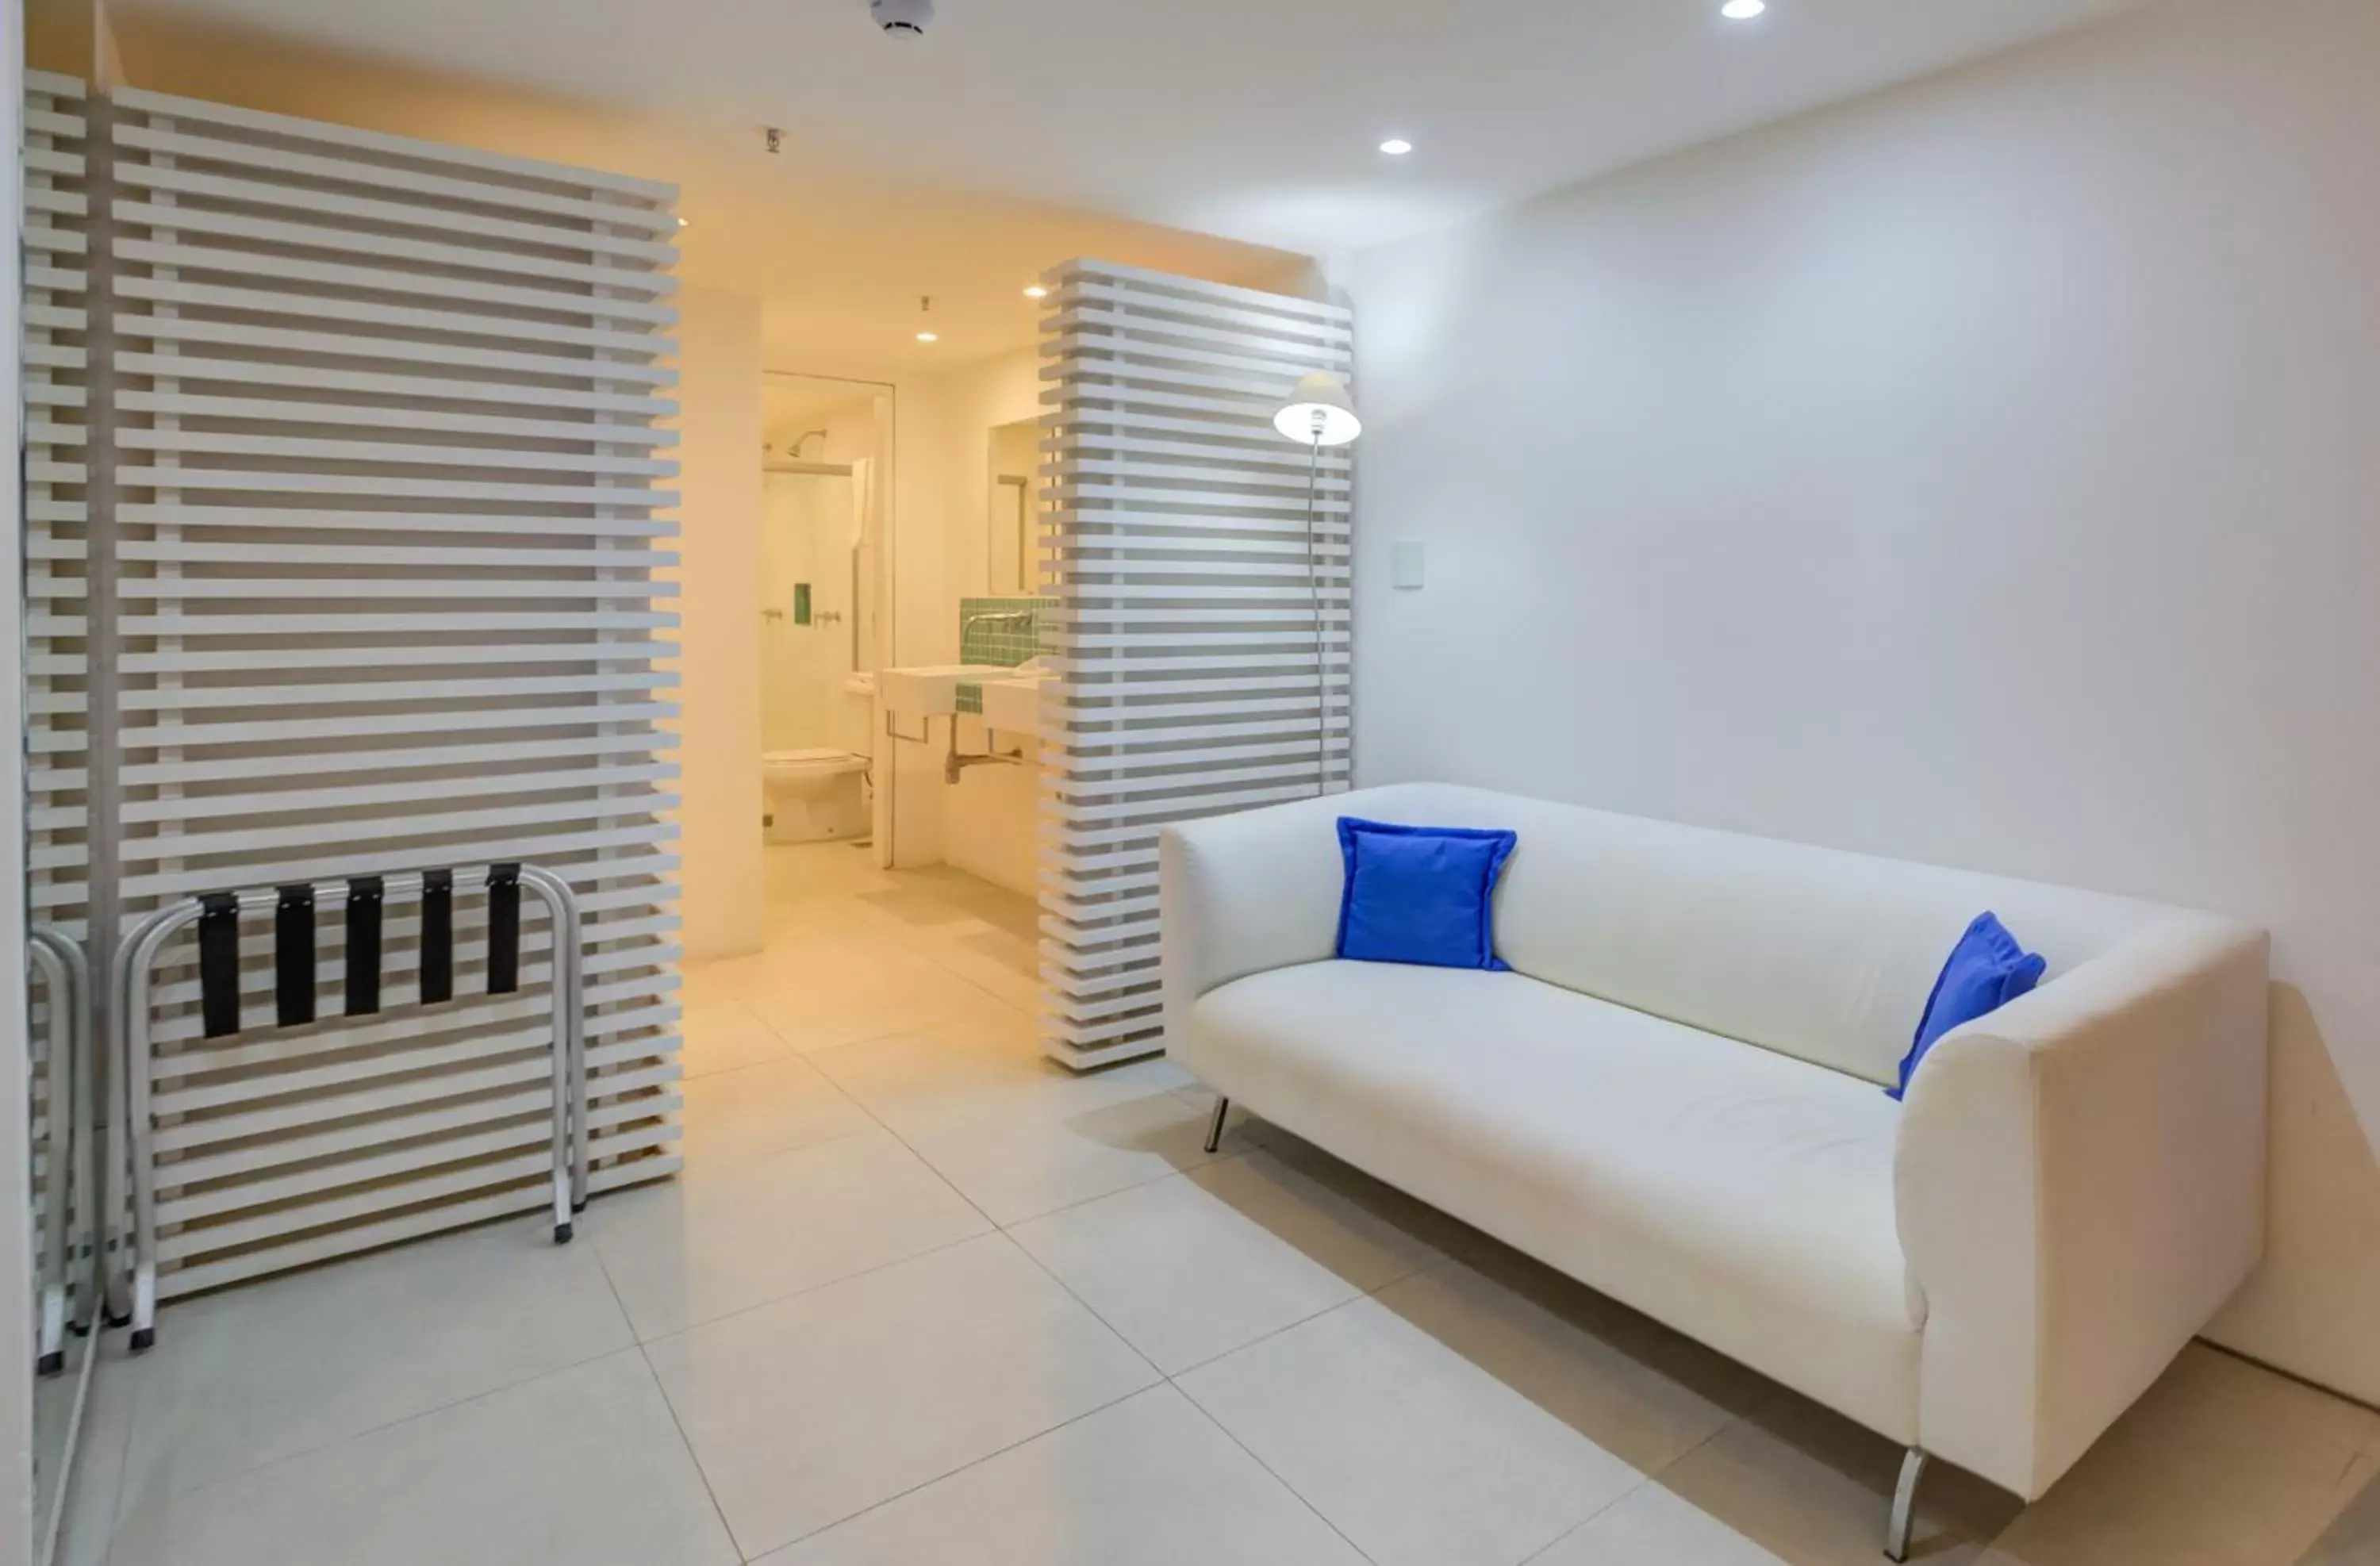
[978,671,1052,737]
[877,664,1014,718]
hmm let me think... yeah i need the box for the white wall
[670,290,766,959]
[874,348,1046,883]
[1349,0,2380,1403]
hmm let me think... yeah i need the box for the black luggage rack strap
[108,863,587,1353]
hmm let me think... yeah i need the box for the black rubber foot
[37,1351,63,1377]
[102,1309,130,1330]
[130,1327,155,1353]
[555,1222,574,1245]
[573,1199,589,1213]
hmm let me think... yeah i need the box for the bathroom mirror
[986,418,1040,596]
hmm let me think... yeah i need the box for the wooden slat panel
[1038,261,1353,1070]
[109,87,682,1294]
[22,72,91,1014]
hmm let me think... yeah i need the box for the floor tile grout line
[628,1220,998,1348]
[674,1118,884,1177]
[980,1138,1230,1230]
[1511,1418,1739,1566]
[754,1380,1164,1558]
[1155,1249,1438,1383]
[635,1338,750,1563]
[1165,1373,1384,1566]
[107,1233,647,1530]
[587,1246,747,1562]
[690,868,1552,1564]
[986,1120,1446,1380]
[697,911,1744,1566]
[82,1348,140,1561]
[809,1007,1223,1260]
[682,870,1206,1554]
[977,1123,1405,1565]
[1010,1153,1232,1222]
[1137,1118,1758,1566]
[993,1202,1170,1379]
[107,1333,661,1526]
[740,1000,1034,1065]
[846,1075,1181,1391]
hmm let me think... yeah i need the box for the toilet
[762,679,875,844]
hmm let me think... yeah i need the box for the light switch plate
[1391,540,1426,590]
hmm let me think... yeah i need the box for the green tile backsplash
[959,597,1050,667]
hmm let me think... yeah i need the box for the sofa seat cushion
[1187,959,1921,1441]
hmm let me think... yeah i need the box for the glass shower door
[759,468,862,754]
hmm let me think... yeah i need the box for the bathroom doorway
[761,373,892,852]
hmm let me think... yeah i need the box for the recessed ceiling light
[675,216,689,228]
[916,331,939,343]
[1379,137,1414,157]
[1721,0,1765,17]
[1023,285,1049,299]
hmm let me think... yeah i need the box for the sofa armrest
[1894,914,2269,1499]
[1158,791,1355,1041]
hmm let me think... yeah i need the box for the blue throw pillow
[1888,912,2047,1101]
[1334,817,1519,971]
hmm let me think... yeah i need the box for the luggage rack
[109,862,587,1352]
[29,926,95,1376]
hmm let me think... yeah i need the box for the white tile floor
[60,842,2380,1565]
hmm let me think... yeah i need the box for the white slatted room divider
[1038,260,1353,1069]
[97,87,684,1296]
[22,71,94,1301]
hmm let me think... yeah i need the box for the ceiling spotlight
[916,331,939,344]
[1379,137,1414,156]
[675,216,689,228]
[1721,0,1766,17]
[1023,285,1049,299]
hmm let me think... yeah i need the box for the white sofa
[1161,783,2267,1554]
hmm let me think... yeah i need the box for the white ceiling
[119,0,2153,258]
[113,0,2157,381]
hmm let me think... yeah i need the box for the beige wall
[669,290,766,958]
[938,351,1046,896]
[1349,0,2380,1400]
[869,349,1046,883]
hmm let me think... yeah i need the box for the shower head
[792,430,830,458]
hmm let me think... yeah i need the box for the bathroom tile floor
[62,842,2380,1565]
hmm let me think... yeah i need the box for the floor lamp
[1273,373,1361,798]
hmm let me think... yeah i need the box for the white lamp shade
[1274,372,1361,447]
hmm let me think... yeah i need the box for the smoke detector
[871,0,933,36]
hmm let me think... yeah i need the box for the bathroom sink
[977,671,1051,737]
[877,664,1015,718]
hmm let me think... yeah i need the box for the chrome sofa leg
[1885,1446,1927,1562]
[1203,1096,1230,1153]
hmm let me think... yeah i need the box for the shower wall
[759,470,861,753]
